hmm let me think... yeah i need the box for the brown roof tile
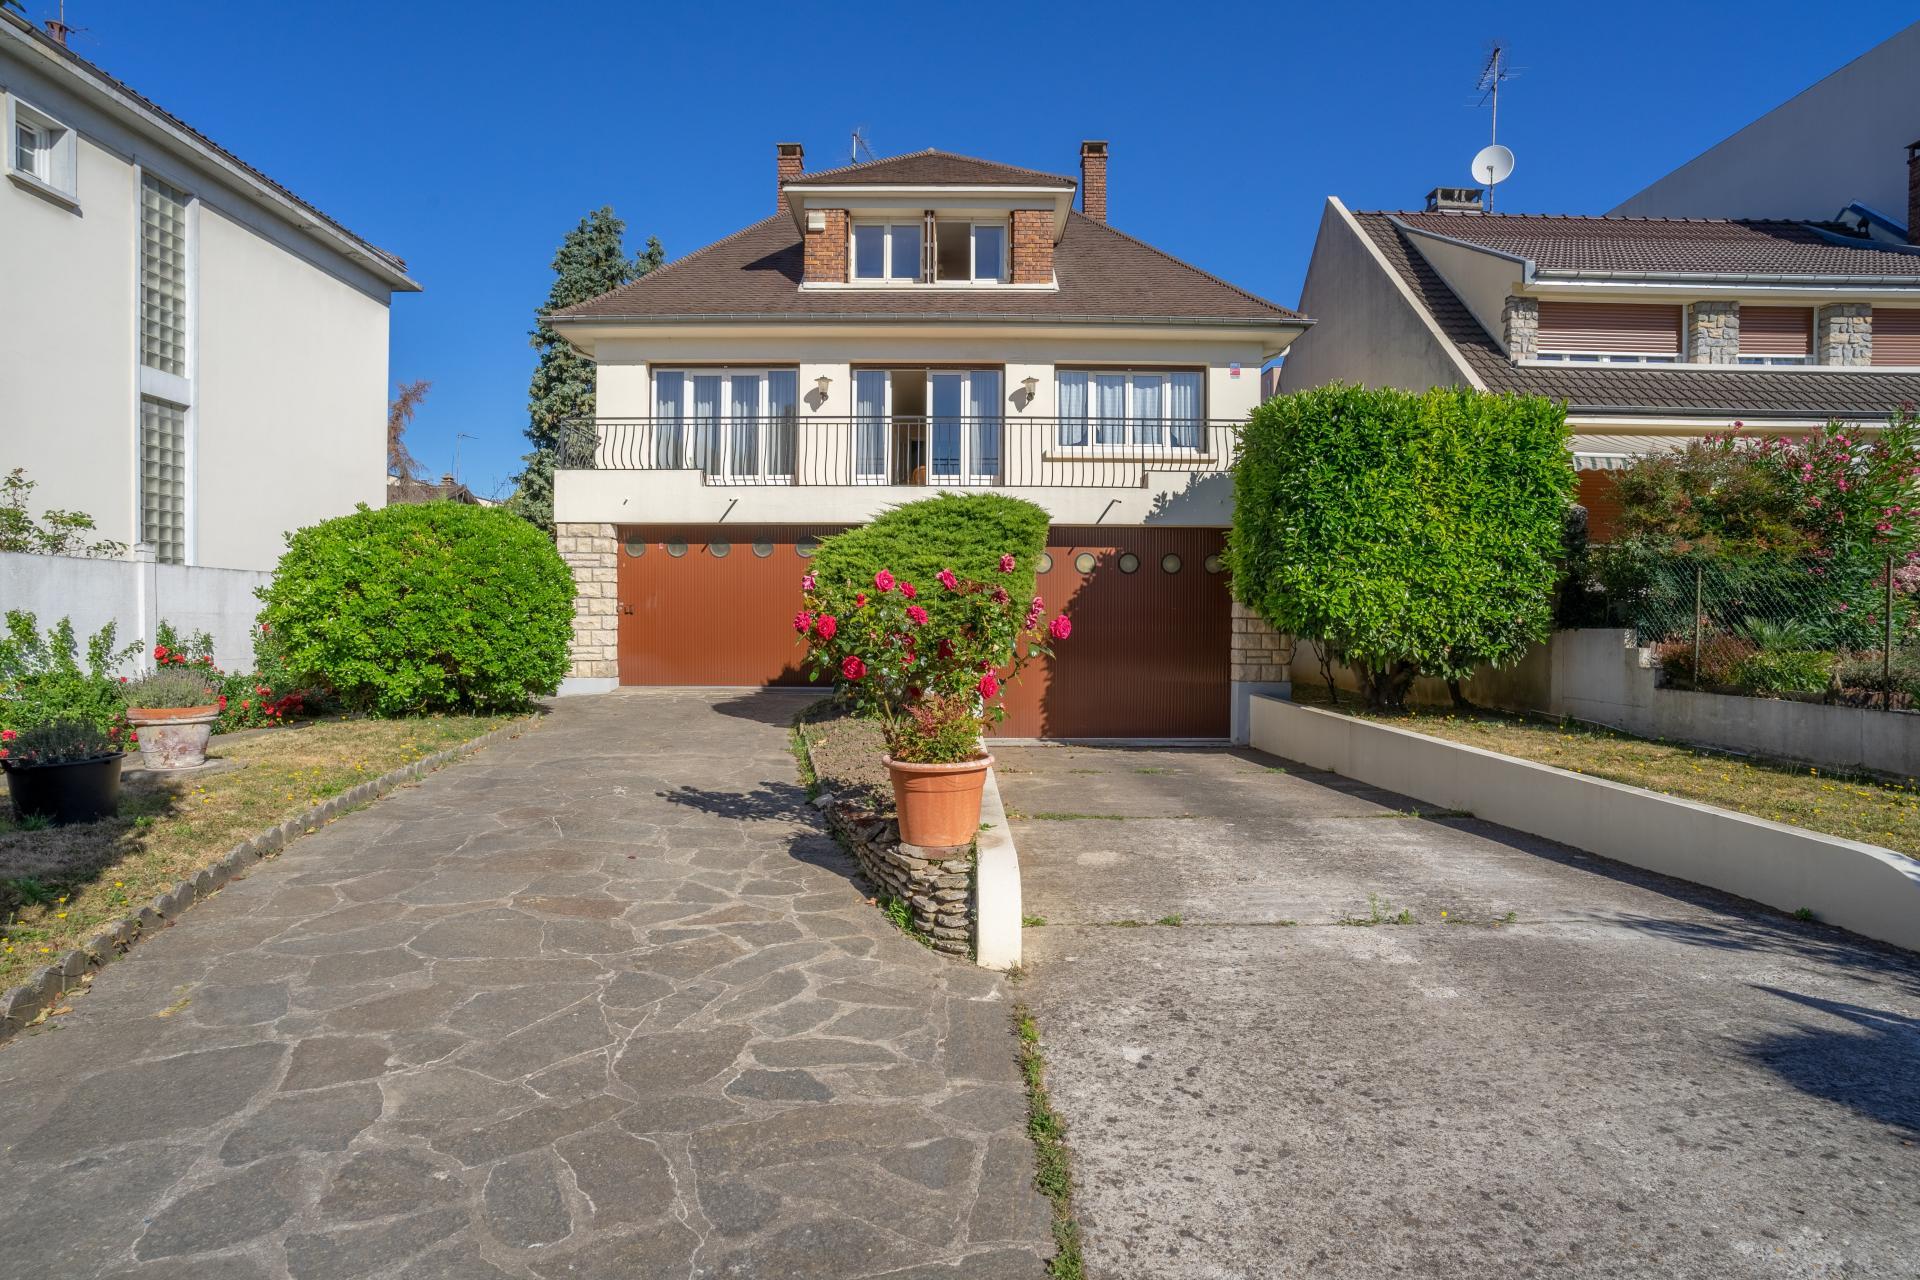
[1392,210,1920,278]
[553,212,1300,325]
[784,148,1076,189]
[1352,210,1920,420]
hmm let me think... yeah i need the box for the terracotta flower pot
[885,754,993,850]
[127,704,221,771]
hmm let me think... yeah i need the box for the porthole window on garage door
[1073,552,1095,573]
[623,536,646,557]
[1118,552,1140,574]
[1036,552,1053,574]
[666,539,688,558]
[752,541,774,558]
[1204,553,1224,574]
[709,540,731,558]
[1161,553,1181,574]
[797,537,819,558]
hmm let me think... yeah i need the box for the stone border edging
[1248,695,1920,953]
[0,718,533,1044]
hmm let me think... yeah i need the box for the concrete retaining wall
[1249,695,1920,953]
[1,550,269,674]
[1290,628,1918,779]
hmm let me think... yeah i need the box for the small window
[7,95,78,203]
[934,219,1007,283]
[973,224,1005,281]
[1738,306,1813,365]
[852,222,921,282]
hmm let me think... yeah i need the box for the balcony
[555,416,1242,488]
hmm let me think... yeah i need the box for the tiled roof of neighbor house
[552,212,1301,325]
[0,11,411,281]
[1353,210,1920,420]
[783,149,1077,188]
[1393,210,1920,278]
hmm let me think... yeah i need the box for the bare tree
[388,380,430,482]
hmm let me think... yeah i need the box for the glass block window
[140,174,191,376]
[141,398,187,564]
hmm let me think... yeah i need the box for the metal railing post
[1693,560,1704,688]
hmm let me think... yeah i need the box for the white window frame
[1055,368,1207,450]
[934,217,1008,285]
[851,369,1004,486]
[850,221,922,284]
[5,93,79,207]
[1736,353,1813,367]
[1534,352,1680,365]
[652,367,798,483]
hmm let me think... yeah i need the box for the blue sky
[29,1,1916,497]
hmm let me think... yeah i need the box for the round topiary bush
[259,504,574,716]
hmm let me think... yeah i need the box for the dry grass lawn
[1,713,524,992]
[1303,690,1920,858]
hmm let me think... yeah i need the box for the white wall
[1,40,400,573]
[1277,199,1473,395]
[1612,21,1920,223]
[1399,228,1524,353]
[0,550,268,673]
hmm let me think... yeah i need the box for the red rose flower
[815,614,838,640]
[937,638,955,658]
[0,729,13,741]
[153,645,168,659]
[855,593,869,608]
[793,610,813,634]
[874,569,896,593]
[906,604,929,626]
[900,582,917,599]
[841,655,867,681]
[937,568,959,591]
[1049,614,1073,641]
[978,672,1000,698]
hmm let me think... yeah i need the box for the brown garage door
[997,527,1231,739]
[615,525,845,686]
[616,523,1230,736]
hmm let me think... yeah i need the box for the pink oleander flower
[875,569,896,593]
[1049,614,1073,641]
[998,553,1015,574]
[978,672,1000,698]
[937,568,959,591]
[906,604,929,626]
[815,614,838,640]
[841,655,867,681]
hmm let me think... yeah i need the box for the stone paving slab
[0,690,1050,1279]
[1000,742,1920,1280]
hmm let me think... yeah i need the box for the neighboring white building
[549,142,1309,739]
[1,12,420,573]
[1612,19,1920,228]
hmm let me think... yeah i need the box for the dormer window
[849,216,1008,284]
[1534,302,1680,364]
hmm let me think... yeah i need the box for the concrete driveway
[998,741,1920,1279]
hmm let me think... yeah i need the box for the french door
[929,370,1002,485]
[852,369,1002,486]
[653,368,797,483]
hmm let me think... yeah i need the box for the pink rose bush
[796,558,1076,761]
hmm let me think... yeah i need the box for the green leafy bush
[0,611,138,737]
[257,504,574,716]
[1729,649,1834,696]
[1229,384,1573,708]
[810,493,1050,608]
[1652,633,1755,688]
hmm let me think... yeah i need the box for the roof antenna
[45,0,85,48]
[850,127,875,165]
[1472,41,1518,211]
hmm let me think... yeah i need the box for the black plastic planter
[4,754,124,826]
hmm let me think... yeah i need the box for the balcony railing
[555,416,1241,487]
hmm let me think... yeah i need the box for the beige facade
[1,15,418,571]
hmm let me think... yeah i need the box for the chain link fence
[1592,552,1920,710]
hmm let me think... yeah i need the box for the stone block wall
[556,522,618,681]
[1232,601,1291,683]
[1817,304,1873,366]
[804,209,848,283]
[1502,295,1538,360]
[822,801,972,957]
[1687,301,1739,363]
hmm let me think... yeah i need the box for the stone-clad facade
[1687,301,1740,363]
[556,522,618,682]
[1232,602,1291,684]
[1502,295,1538,360]
[1817,304,1873,366]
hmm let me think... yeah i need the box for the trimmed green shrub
[0,611,139,737]
[1229,384,1574,708]
[258,504,573,716]
[810,493,1051,607]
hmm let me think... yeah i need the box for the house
[548,141,1309,739]
[1613,20,1920,229]
[386,474,493,507]
[1279,174,1920,537]
[1,12,420,573]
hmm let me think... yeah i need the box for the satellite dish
[1472,143,1515,187]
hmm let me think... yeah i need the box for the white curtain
[1130,374,1163,447]
[1169,372,1202,448]
[1093,373,1127,445]
[1057,371,1088,446]
[729,374,761,477]
[653,371,685,467]
[767,370,797,477]
[854,370,888,481]
[691,374,721,471]
[967,370,1002,481]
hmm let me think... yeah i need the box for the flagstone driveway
[0,690,1051,1279]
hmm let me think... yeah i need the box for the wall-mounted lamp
[1020,375,1039,400]
[814,374,833,397]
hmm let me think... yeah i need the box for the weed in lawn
[1023,914,1048,927]
[1135,767,1169,775]
[1015,1005,1084,1280]
[875,896,935,950]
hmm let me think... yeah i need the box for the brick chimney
[1080,141,1108,222]
[1908,140,1919,245]
[776,142,804,214]
[44,19,71,46]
